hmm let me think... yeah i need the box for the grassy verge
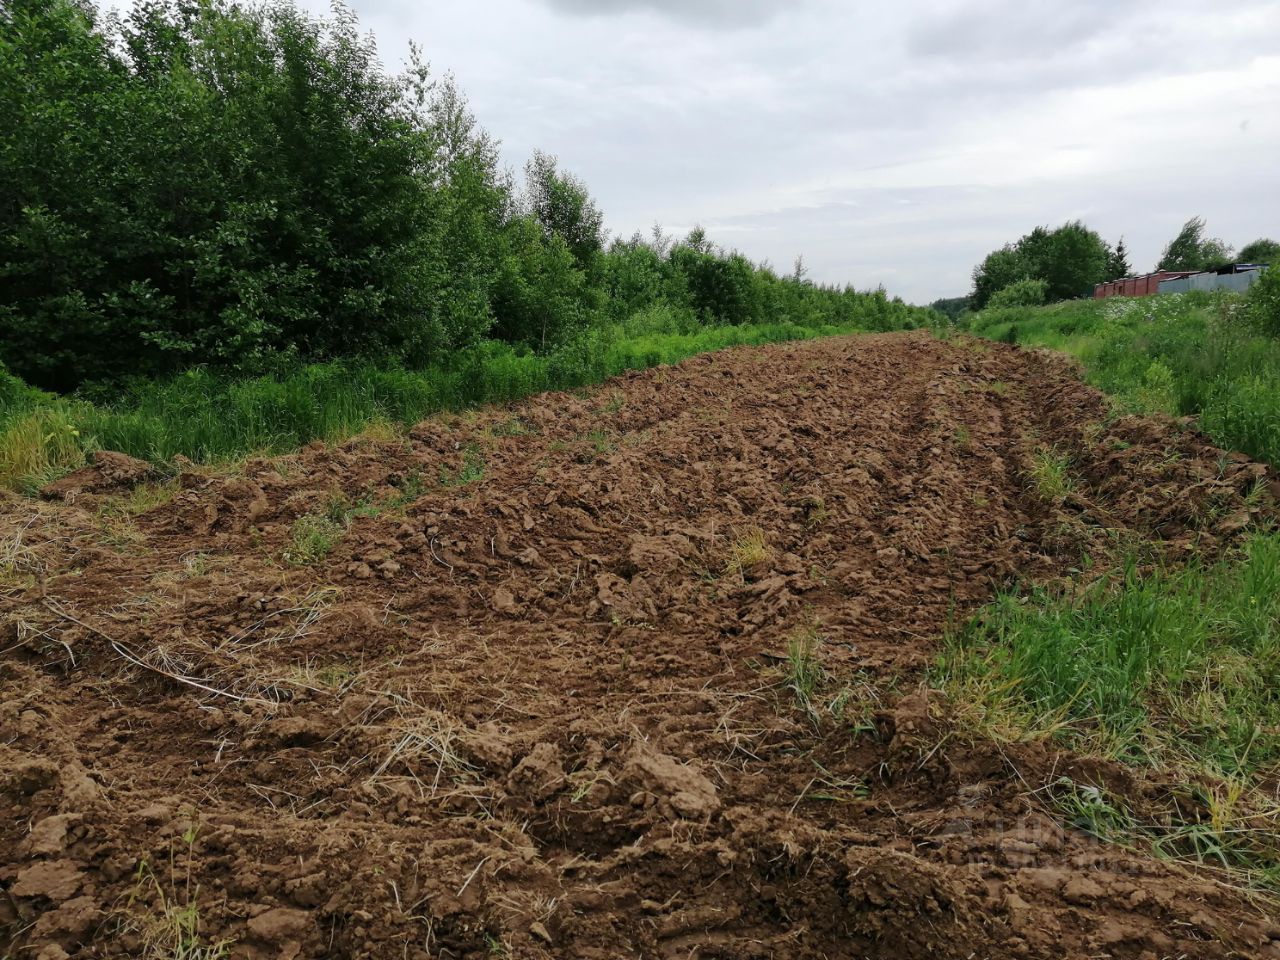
[967,290,1280,466]
[0,319,882,494]
[938,533,1280,778]
[936,531,1280,886]
[942,291,1280,887]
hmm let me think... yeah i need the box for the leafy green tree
[972,246,1028,309]
[1239,238,1280,265]
[1157,216,1234,272]
[929,296,971,322]
[522,151,605,269]
[669,244,762,326]
[491,217,598,350]
[1017,221,1110,301]
[0,0,469,388]
[1246,266,1280,336]
[971,221,1111,307]
[600,236,672,322]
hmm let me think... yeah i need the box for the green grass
[784,626,826,711]
[1028,447,1074,500]
[967,290,1280,467]
[942,287,1280,886]
[0,318,882,494]
[936,532,1280,885]
[937,533,1280,777]
[283,513,344,566]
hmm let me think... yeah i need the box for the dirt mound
[3,332,1278,959]
[39,450,155,502]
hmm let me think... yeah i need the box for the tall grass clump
[936,532,1280,778]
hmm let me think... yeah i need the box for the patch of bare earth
[2,332,1278,959]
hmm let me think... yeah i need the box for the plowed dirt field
[3,332,1278,959]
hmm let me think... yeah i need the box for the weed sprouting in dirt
[284,513,344,565]
[1028,447,1074,500]
[440,446,485,487]
[793,761,871,808]
[1041,777,1136,844]
[799,494,828,526]
[723,527,769,579]
[582,429,615,457]
[386,469,427,510]
[488,416,531,438]
[1038,776,1280,887]
[118,822,232,960]
[784,626,825,713]
[98,479,182,520]
[826,672,886,737]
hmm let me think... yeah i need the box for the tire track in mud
[2,332,1278,959]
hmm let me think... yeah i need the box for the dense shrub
[0,0,492,388]
[0,0,934,395]
[1247,267,1280,336]
[988,278,1048,309]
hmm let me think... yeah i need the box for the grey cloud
[536,0,783,27]
[907,0,1133,61]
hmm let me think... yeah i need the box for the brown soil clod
[2,332,1278,959]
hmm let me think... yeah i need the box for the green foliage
[937,533,1280,779]
[1,0,489,389]
[1027,447,1073,500]
[988,277,1048,309]
[929,296,971,322]
[522,150,605,269]
[1247,266,1280,336]
[1239,238,1280,265]
[1156,216,1234,272]
[971,221,1112,307]
[967,292,1280,468]
[284,513,343,565]
[971,247,1027,309]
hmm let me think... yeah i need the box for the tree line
[957,217,1277,313]
[0,0,931,393]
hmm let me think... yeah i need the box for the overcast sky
[293,0,1278,303]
